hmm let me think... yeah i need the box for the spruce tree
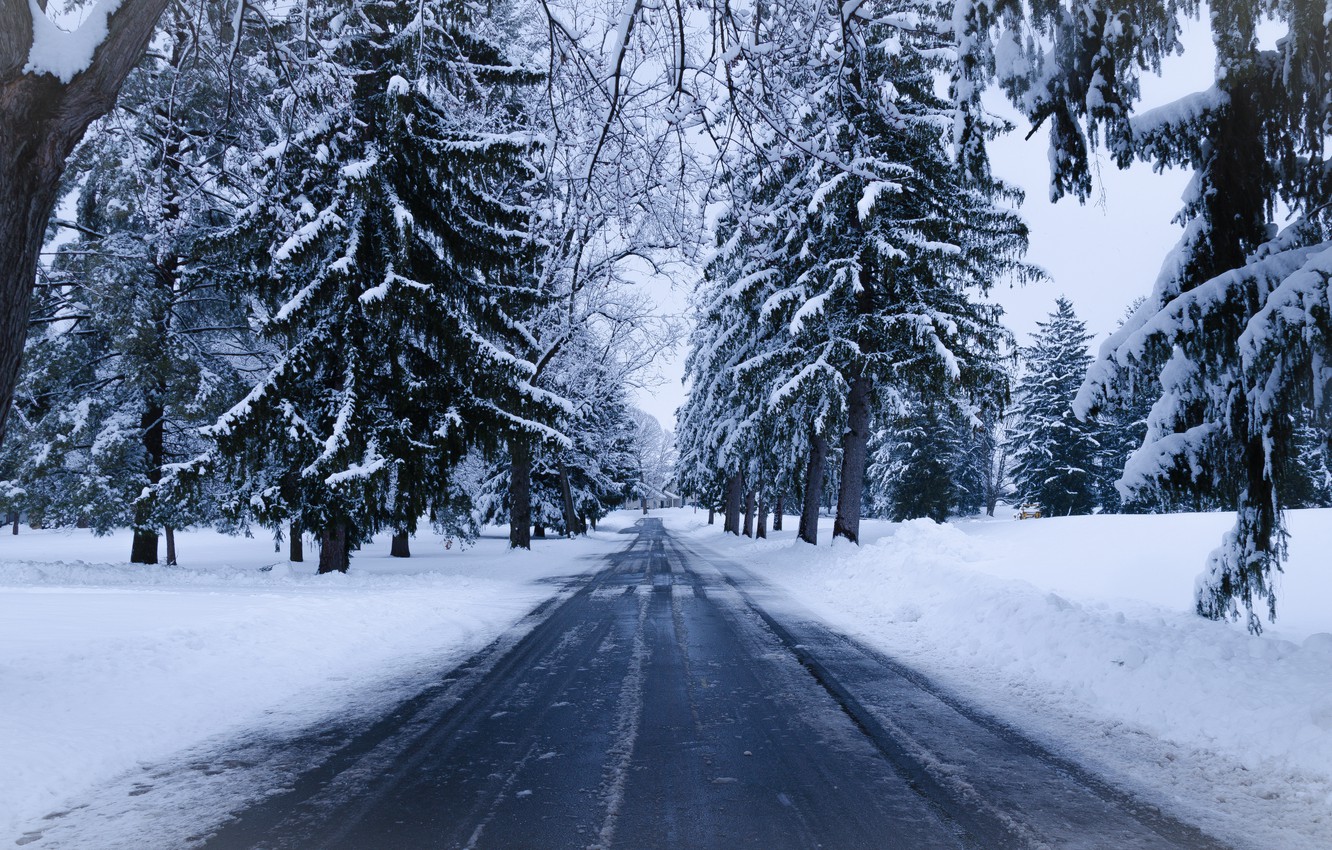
[0,4,259,562]
[1011,298,1100,517]
[203,0,542,572]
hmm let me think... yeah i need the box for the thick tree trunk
[8,510,16,534]
[834,375,873,545]
[557,462,579,536]
[289,520,303,562]
[0,0,172,449]
[391,531,410,558]
[723,472,743,536]
[743,489,756,537]
[799,426,828,546]
[318,521,350,574]
[756,496,768,539]
[641,496,648,515]
[509,436,532,550]
[164,526,176,566]
[533,523,545,539]
[773,494,784,531]
[707,505,715,525]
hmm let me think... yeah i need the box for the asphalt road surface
[198,518,1227,850]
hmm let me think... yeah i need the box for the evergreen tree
[0,3,259,563]
[1011,298,1100,517]
[952,0,1329,629]
[202,0,543,572]
[688,0,1031,545]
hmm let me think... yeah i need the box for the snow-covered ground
[5,508,1330,848]
[665,506,1332,850]
[0,521,631,842]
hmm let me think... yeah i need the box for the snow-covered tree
[0,3,260,563]
[683,0,1030,544]
[200,0,544,572]
[0,0,172,450]
[1011,298,1099,517]
[1065,2,1332,630]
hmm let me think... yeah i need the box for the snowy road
[174,518,1227,849]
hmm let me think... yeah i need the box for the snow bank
[0,524,612,841]
[663,507,1332,849]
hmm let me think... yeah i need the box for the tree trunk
[708,505,715,525]
[289,520,303,562]
[318,521,350,574]
[743,489,756,537]
[723,472,743,536]
[557,462,579,536]
[164,526,176,566]
[0,0,172,449]
[641,495,648,515]
[8,510,16,534]
[130,399,165,564]
[834,375,873,545]
[756,496,768,539]
[533,523,545,539]
[799,425,828,545]
[391,531,410,558]
[509,436,532,550]
[773,494,784,531]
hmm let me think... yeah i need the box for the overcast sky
[634,14,1223,430]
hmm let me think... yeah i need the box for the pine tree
[202,0,543,572]
[1069,1,1331,630]
[690,0,1030,545]
[1011,298,1100,517]
[0,4,259,563]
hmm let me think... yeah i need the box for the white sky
[634,13,1222,430]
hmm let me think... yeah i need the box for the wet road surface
[196,519,1227,850]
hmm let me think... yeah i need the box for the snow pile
[0,524,612,841]
[667,507,1332,848]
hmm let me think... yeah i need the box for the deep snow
[3,508,1330,848]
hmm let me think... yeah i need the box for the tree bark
[391,531,410,557]
[799,425,828,546]
[318,521,350,574]
[557,462,579,535]
[533,522,545,539]
[641,495,648,515]
[773,494,784,531]
[756,496,768,539]
[164,526,176,566]
[723,471,743,536]
[742,488,756,537]
[8,510,16,534]
[834,374,873,545]
[289,520,303,562]
[130,399,164,564]
[509,436,532,550]
[0,0,172,449]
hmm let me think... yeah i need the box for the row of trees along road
[0,0,698,571]
[0,0,1327,631]
[675,0,1330,634]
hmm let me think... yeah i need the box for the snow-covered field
[5,508,1330,848]
[0,522,628,842]
[667,506,1332,850]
